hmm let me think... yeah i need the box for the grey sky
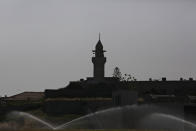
[0,0,196,96]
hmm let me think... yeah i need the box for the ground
[0,129,166,131]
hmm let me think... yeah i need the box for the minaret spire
[99,33,101,41]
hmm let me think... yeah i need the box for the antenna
[99,33,101,40]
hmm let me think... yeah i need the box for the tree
[122,73,137,82]
[112,67,137,82]
[112,67,122,80]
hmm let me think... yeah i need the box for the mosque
[44,36,196,116]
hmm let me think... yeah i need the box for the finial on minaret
[99,33,101,40]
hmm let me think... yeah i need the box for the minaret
[92,34,106,80]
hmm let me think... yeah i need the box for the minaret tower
[92,34,106,80]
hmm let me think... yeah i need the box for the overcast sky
[0,0,196,96]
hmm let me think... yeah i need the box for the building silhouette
[44,36,196,117]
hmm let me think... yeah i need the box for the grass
[2,109,171,131]
[0,129,169,131]
[27,108,82,125]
